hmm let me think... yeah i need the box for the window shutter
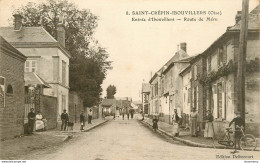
[222,81,226,119]
[212,85,218,118]
[223,45,227,64]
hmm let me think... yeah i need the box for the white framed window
[25,60,37,73]
[0,76,6,107]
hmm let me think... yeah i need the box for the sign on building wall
[0,76,5,107]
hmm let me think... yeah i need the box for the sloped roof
[115,97,132,101]
[102,99,116,107]
[142,83,150,93]
[0,27,57,43]
[0,26,71,58]
[228,5,260,31]
[174,55,196,63]
[24,72,51,88]
[150,49,189,83]
[0,36,26,61]
[133,100,142,105]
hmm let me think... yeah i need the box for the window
[218,47,224,66]
[7,84,13,94]
[25,60,37,73]
[188,88,191,103]
[161,79,164,95]
[194,65,197,80]
[226,43,233,62]
[62,61,66,85]
[155,82,158,96]
[194,86,197,109]
[62,95,66,111]
[170,69,173,86]
[207,56,211,73]
[0,76,5,96]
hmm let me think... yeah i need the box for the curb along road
[63,119,110,142]
[139,119,225,149]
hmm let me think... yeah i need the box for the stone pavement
[141,117,259,150]
[0,118,110,160]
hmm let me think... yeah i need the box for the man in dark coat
[28,108,36,135]
[229,112,244,153]
[80,110,85,131]
[61,109,69,131]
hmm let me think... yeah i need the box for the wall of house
[190,59,205,133]
[16,47,57,83]
[0,50,25,139]
[150,77,159,116]
[57,85,69,119]
[245,72,260,137]
[40,95,57,129]
[173,63,189,113]
[58,49,69,87]
[17,47,70,121]
[182,71,191,114]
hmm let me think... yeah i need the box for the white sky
[0,0,259,101]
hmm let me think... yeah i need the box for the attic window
[7,84,13,94]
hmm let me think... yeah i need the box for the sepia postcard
[0,0,259,161]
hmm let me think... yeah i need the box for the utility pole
[237,0,249,130]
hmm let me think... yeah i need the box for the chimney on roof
[180,42,187,52]
[235,11,242,24]
[13,14,22,31]
[57,14,65,47]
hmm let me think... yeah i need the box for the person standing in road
[190,108,198,137]
[27,108,36,135]
[122,107,125,120]
[80,110,85,131]
[229,112,244,153]
[126,106,130,120]
[172,109,181,137]
[61,109,69,131]
[204,110,214,138]
[88,108,93,124]
[130,109,134,119]
[152,115,158,132]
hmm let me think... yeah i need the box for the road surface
[21,117,259,160]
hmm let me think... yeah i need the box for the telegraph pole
[237,0,249,129]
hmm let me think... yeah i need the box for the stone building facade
[0,36,27,139]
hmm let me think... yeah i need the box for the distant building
[132,100,142,113]
[149,42,190,123]
[0,36,27,139]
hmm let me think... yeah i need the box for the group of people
[121,107,134,120]
[151,108,213,138]
[60,109,93,131]
[27,108,47,135]
[171,108,213,138]
[151,107,244,152]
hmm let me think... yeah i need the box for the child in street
[152,115,158,132]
